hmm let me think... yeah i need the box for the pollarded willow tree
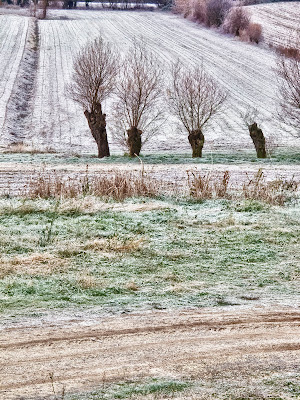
[68,37,118,158]
[241,107,267,158]
[277,53,300,132]
[168,61,227,157]
[111,41,165,157]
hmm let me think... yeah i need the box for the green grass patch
[67,378,191,399]
[0,197,299,315]
[1,149,300,165]
[61,372,300,400]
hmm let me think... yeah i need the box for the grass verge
[1,149,300,165]
[0,196,299,316]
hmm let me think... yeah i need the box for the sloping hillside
[0,8,299,154]
[248,1,300,48]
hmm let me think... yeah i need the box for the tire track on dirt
[1,311,300,350]
[1,307,300,399]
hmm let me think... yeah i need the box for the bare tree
[192,0,207,23]
[167,61,227,157]
[223,6,250,37]
[206,0,231,27]
[38,0,48,19]
[277,54,300,132]
[111,42,165,157]
[68,37,118,158]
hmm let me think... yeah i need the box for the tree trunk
[249,122,266,158]
[84,103,110,158]
[127,126,142,157]
[188,129,205,158]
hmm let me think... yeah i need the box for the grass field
[0,154,299,400]
[1,192,299,317]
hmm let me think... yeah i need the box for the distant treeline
[3,0,298,8]
[244,0,299,4]
[3,0,169,7]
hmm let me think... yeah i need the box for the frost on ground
[248,1,300,49]
[0,7,299,154]
[0,15,29,145]
[4,18,39,143]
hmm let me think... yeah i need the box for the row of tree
[68,37,300,158]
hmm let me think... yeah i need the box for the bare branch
[167,61,227,134]
[110,40,165,156]
[68,36,118,113]
[277,53,300,132]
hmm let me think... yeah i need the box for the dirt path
[1,307,300,399]
[0,162,300,196]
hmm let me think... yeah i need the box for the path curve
[1,307,300,399]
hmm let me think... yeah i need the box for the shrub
[247,23,263,44]
[223,6,250,37]
[192,0,207,23]
[188,169,298,205]
[206,0,231,27]
[242,169,298,205]
[275,45,300,60]
[188,170,230,199]
[173,0,192,17]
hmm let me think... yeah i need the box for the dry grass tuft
[215,215,236,227]
[0,253,69,276]
[242,169,298,205]
[76,273,103,289]
[125,281,139,291]
[188,169,298,205]
[3,142,55,154]
[188,170,230,200]
[23,168,161,200]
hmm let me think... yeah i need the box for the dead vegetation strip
[0,164,298,205]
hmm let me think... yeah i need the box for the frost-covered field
[0,15,29,141]
[248,2,300,48]
[0,7,299,154]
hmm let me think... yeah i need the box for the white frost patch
[0,15,29,144]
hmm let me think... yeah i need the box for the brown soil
[1,307,300,399]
